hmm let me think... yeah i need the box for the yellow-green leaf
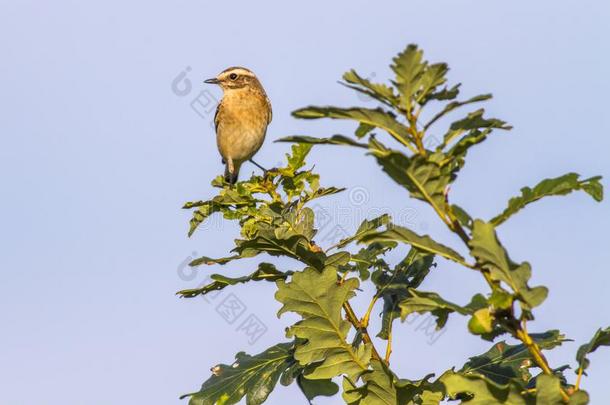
[490,173,604,226]
[275,267,371,380]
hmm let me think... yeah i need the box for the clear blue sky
[1,1,609,404]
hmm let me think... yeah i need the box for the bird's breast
[216,90,271,161]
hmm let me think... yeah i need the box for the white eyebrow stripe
[222,68,256,77]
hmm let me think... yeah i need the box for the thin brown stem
[384,310,395,365]
[421,174,572,402]
[408,117,426,156]
[450,218,470,245]
[516,322,570,402]
[575,367,584,391]
[515,325,553,375]
[361,295,380,328]
[343,301,382,361]
[397,138,419,155]
[339,270,349,285]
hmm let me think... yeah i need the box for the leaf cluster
[179,44,606,404]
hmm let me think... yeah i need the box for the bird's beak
[204,78,220,84]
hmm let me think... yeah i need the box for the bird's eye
[229,73,238,80]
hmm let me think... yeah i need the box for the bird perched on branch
[204,67,272,184]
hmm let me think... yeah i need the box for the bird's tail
[224,160,240,185]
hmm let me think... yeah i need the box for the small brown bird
[204,67,272,184]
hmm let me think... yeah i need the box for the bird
[204,67,272,184]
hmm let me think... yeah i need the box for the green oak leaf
[276,134,368,148]
[185,201,222,237]
[298,377,339,402]
[325,251,352,268]
[576,326,610,373]
[567,391,590,405]
[535,374,564,405]
[424,94,492,130]
[395,374,443,405]
[391,44,451,110]
[292,106,413,147]
[280,362,339,402]
[337,214,392,249]
[451,204,474,230]
[368,138,450,214]
[356,122,376,138]
[184,187,258,237]
[342,360,398,405]
[490,173,604,226]
[400,289,487,329]
[358,223,465,265]
[427,82,461,102]
[441,108,511,149]
[340,241,396,281]
[469,220,548,310]
[189,254,244,267]
[181,343,293,405]
[390,44,425,112]
[275,266,372,380]
[233,229,325,270]
[374,249,435,339]
[444,128,494,171]
[416,62,450,105]
[286,143,313,172]
[302,185,346,204]
[440,371,530,405]
[176,263,289,298]
[341,69,400,108]
[460,330,567,386]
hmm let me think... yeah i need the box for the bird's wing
[213,99,222,132]
[265,96,273,124]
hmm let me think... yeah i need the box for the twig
[575,367,584,391]
[384,309,395,365]
[361,295,380,328]
[339,270,349,285]
[343,301,383,361]
[413,141,572,402]
[516,321,570,402]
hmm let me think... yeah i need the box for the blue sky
[1,1,609,404]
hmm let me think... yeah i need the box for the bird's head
[204,67,262,91]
